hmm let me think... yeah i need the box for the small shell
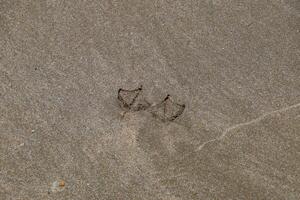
[50,180,66,193]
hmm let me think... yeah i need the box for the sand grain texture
[0,0,299,199]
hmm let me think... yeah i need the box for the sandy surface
[0,0,299,199]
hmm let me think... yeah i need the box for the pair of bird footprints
[118,85,185,122]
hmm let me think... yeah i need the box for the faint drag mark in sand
[196,102,300,151]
